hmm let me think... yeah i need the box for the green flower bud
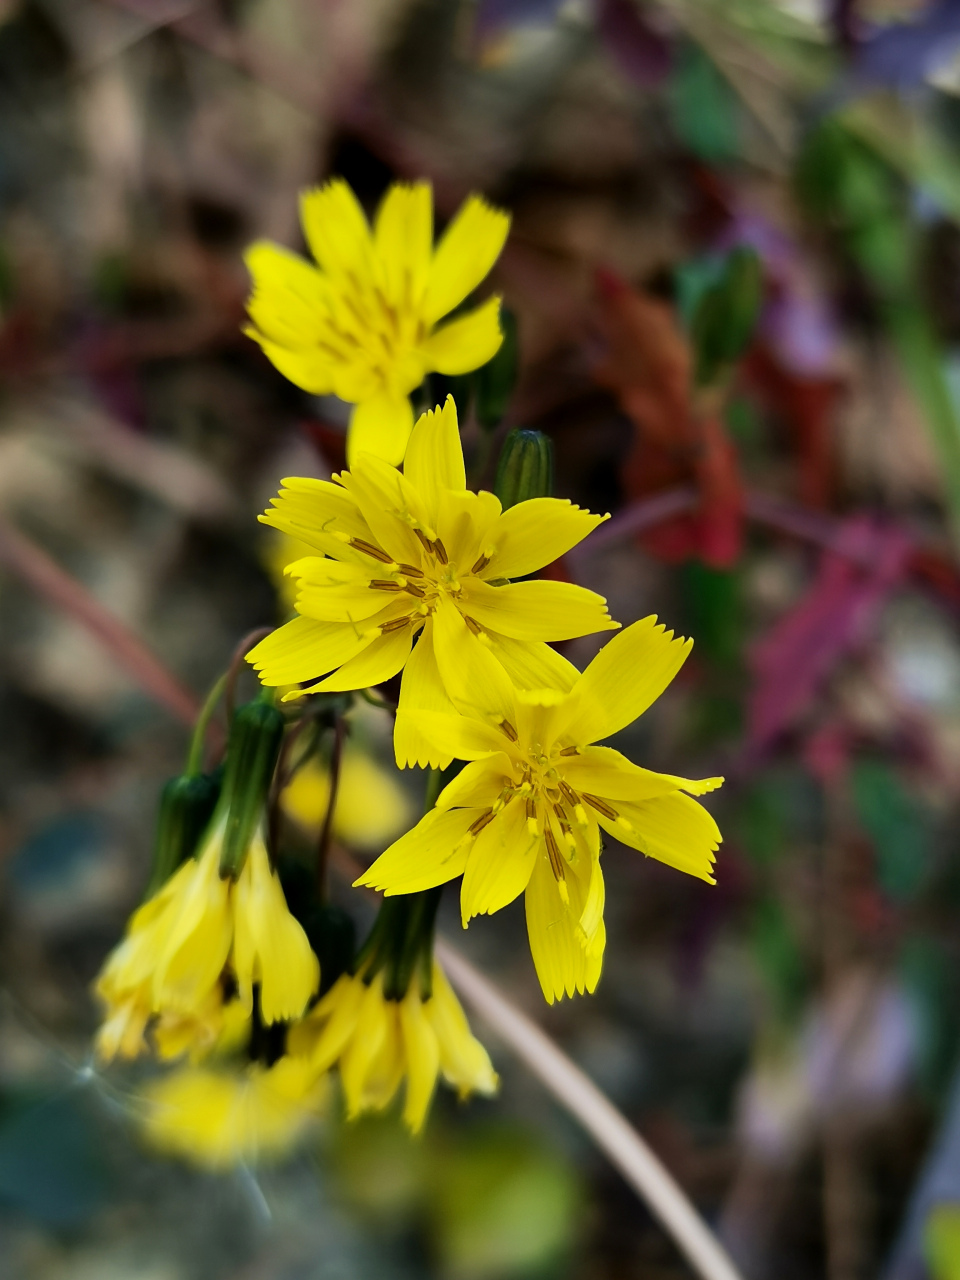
[476,307,519,431]
[218,699,286,879]
[493,428,554,510]
[145,770,221,899]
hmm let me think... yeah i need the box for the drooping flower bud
[145,771,221,900]
[218,699,285,879]
[493,427,553,509]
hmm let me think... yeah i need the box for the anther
[350,538,395,565]
[432,538,448,565]
[470,553,491,575]
[464,616,484,637]
[558,781,580,808]
[380,616,412,634]
[582,793,618,820]
[545,828,566,882]
[558,745,581,757]
[397,563,425,577]
[499,719,519,742]
[370,579,405,592]
[553,802,567,824]
[469,809,495,836]
[405,581,427,598]
[413,529,434,555]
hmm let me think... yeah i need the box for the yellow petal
[347,392,416,467]
[482,498,608,581]
[432,598,518,726]
[152,834,232,1014]
[340,975,405,1117]
[523,845,605,1004]
[400,988,441,1133]
[247,331,336,395]
[260,476,372,558]
[460,578,617,642]
[422,296,503,376]
[402,397,466,523]
[247,616,373,687]
[289,973,365,1070]
[561,745,723,803]
[374,181,433,307]
[486,634,580,695]
[597,791,720,883]
[426,963,498,1096]
[423,195,510,323]
[356,806,476,894]
[435,487,502,569]
[436,755,514,809]
[245,241,330,332]
[341,452,430,563]
[460,796,538,923]
[561,616,692,746]
[300,622,415,695]
[394,709,507,768]
[395,623,460,770]
[232,832,319,1023]
[300,179,374,280]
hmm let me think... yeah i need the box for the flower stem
[423,766,444,812]
[184,672,228,776]
[224,626,273,725]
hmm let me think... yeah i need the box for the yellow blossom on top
[247,398,616,770]
[94,816,319,1060]
[244,179,510,465]
[140,1056,327,1169]
[288,961,497,1134]
[357,618,724,1003]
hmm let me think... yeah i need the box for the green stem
[424,766,445,812]
[184,672,228,776]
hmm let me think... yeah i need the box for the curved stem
[435,939,746,1280]
[224,626,273,725]
[184,671,228,776]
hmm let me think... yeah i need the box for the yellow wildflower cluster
[92,176,724,1171]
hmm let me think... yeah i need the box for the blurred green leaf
[428,1127,581,1279]
[330,1113,428,1226]
[680,562,743,666]
[851,760,931,902]
[690,248,763,386]
[925,1203,960,1280]
[900,936,957,1099]
[749,896,806,1020]
[669,42,739,164]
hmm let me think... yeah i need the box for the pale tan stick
[436,938,746,1280]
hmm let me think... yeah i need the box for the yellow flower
[94,816,319,1058]
[247,398,616,770]
[140,1056,327,1169]
[287,963,497,1134]
[281,749,413,850]
[357,618,724,1003]
[244,179,510,465]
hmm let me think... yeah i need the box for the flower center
[350,536,489,637]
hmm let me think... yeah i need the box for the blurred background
[7,0,960,1277]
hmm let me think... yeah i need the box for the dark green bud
[145,770,221,899]
[218,699,286,879]
[355,887,443,1001]
[475,308,519,431]
[493,428,553,509]
[691,246,763,387]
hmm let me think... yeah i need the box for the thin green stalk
[184,672,228,776]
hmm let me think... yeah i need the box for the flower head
[140,1056,327,1169]
[287,961,497,1134]
[244,180,510,464]
[357,617,724,1003]
[247,397,616,769]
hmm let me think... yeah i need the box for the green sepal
[145,769,221,900]
[355,887,443,1002]
[218,699,286,879]
[691,246,762,387]
[493,428,554,509]
[476,307,519,431]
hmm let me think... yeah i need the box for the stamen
[499,719,519,742]
[558,781,580,808]
[545,827,566,882]
[471,553,491,574]
[463,616,484,637]
[397,563,425,577]
[525,797,539,835]
[469,809,496,836]
[559,745,581,757]
[432,538,448,565]
[350,538,395,565]
[413,529,434,555]
[405,581,427,599]
[553,802,568,824]
[370,579,404,592]
[582,793,618,820]
[380,616,412,634]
